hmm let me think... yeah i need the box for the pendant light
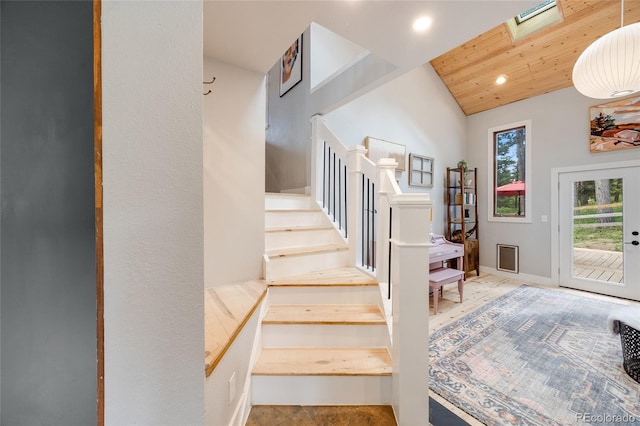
[572,0,640,99]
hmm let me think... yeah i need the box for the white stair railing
[310,114,430,425]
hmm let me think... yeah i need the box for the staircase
[252,193,392,405]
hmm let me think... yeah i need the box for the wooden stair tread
[266,244,347,258]
[265,225,334,233]
[253,347,391,376]
[267,267,377,287]
[204,280,267,377]
[265,192,309,197]
[263,304,385,325]
[265,209,318,213]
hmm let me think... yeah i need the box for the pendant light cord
[621,0,624,28]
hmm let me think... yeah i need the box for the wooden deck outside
[573,247,623,283]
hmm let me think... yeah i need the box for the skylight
[515,0,556,25]
[507,0,561,41]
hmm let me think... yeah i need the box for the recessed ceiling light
[496,75,507,85]
[413,16,432,32]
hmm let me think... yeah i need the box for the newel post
[389,193,431,425]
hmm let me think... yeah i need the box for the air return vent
[497,244,519,273]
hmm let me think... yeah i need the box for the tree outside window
[488,120,532,223]
[494,126,526,217]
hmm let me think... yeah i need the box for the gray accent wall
[0,1,3,416]
[266,28,312,193]
[0,2,96,424]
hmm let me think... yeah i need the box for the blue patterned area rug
[430,285,640,426]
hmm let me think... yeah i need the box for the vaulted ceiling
[203,1,538,74]
[431,0,640,116]
[203,1,640,116]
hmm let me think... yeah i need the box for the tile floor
[245,405,397,426]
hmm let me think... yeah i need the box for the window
[515,0,556,24]
[488,120,532,223]
[507,1,560,42]
[408,153,433,188]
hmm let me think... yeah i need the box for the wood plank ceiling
[430,0,640,116]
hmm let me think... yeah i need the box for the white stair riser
[267,286,380,305]
[265,229,342,251]
[265,195,311,210]
[262,324,390,348]
[258,196,393,408]
[265,211,328,228]
[251,375,392,405]
[265,250,349,279]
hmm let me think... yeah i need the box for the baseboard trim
[280,187,310,195]
[480,266,556,287]
[229,391,248,426]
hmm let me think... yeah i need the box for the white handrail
[312,114,378,187]
[317,118,349,160]
[358,153,379,186]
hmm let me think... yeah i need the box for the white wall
[203,57,266,287]
[102,1,204,424]
[467,86,638,279]
[310,23,368,91]
[324,64,467,235]
[204,300,264,426]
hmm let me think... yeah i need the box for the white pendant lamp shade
[572,22,640,99]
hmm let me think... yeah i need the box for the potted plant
[457,160,468,172]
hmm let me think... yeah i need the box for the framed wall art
[408,153,433,187]
[364,136,406,171]
[589,96,640,153]
[279,35,303,96]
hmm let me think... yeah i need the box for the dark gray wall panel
[1,1,96,424]
[0,1,3,415]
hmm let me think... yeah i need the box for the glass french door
[559,166,640,301]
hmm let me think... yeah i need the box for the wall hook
[203,76,216,95]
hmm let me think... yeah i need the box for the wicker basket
[619,322,640,383]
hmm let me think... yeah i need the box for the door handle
[625,231,639,245]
